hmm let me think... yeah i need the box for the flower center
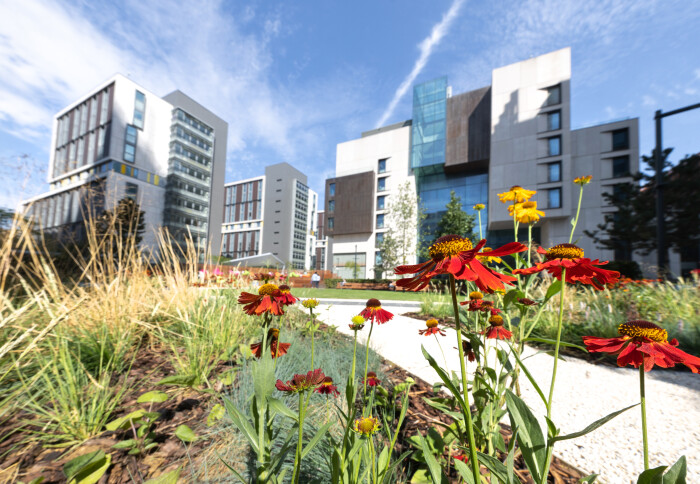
[426,319,439,328]
[366,298,381,309]
[489,315,504,327]
[268,327,280,339]
[258,283,279,295]
[279,284,291,293]
[510,185,522,191]
[366,371,377,379]
[351,315,366,325]
[429,234,473,260]
[545,243,584,260]
[521,201,537,209]
[322,377,334,386]
[618,320,668,343]
[469,291,483,300]
[357,418,376,434]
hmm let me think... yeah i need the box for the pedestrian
[311,271,321,288]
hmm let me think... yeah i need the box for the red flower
[517,297,538,306]
[362,371,381,387]
[483,315,512,340]
[461,298,502,315]
[462,340,476,362]
[238,283,285,316]
[359,298,394,324]
[275,369,326,393]
[513,244,620,290]
[583,320,700,372]
[314,376,340,397]
[276,284,298,306]
[395,236,526,292]
[250,328,291,359]
[454,454,469,463]
[419,318,446,336]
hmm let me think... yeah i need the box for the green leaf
[218,370,236,386]
[267,397,298,422]
[505,389,546,483]
[418,435,448,484]
[301,421,333,459]
[524,337,588,353]
[252,357,275,414]
[143,468,182,484]
[662,456,687,484]
[509,347,548,408]
[477,451,510,482]
[421,345,469,416]
[637,466,667,484]
[63,450,111,484]
[579,474,599,483]
[112,439,138,449]
[175,424,197,443]
[453,459,476,484]
[551,404,638,443]
[410,468,431,483]
[222,397,259,454]
[105,410,146,431]
[544,279,562,303]
[503,288,525,310]
[377,447,390,478]
[156,374,197,387]
[137,391,169,404]
[207,403,225,427]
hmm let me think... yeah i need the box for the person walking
[311,271,321,288]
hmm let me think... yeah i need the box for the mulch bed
[1,328,584,484]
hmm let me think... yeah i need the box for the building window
[377,177,386,191]
[375,232,384,248]
[548,187,562,208]
[547,110,561,131]
[375,251,382,266]
[548,136,561,157]
[545,84,561,106]
[328,217,334,229]
[612,128,629,151]
[548,162,561,183]
[377,195,386,210]
[329,183,335,196]
[123,125,137,163]
[125,182,138,200]
[378,159,387,173]
[328,200,335,212]
[133,91,146,129]
[376,213,384,229]
[612,155,630,178]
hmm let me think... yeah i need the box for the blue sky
[1,0,699,209]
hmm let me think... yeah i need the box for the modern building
[314,210,330,271]
[325,48,643,279]
[221,162,318,270]
[22,74,227,255]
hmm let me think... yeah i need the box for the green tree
[96,197,146,255]
[436,191,475,241]
[375,230,400,279]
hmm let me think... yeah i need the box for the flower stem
[292,392,305,483]
[435,333,449,369]
[569,185,584,243]
[363,322,374,397]
[477,210,483,240]
[540,268,567,484]
[352,330,358,383]
[449,275,480,482]
[640,364,649,470]
[309,308,315,371]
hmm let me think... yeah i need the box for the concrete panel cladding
[446,86,491,170]
[325,170,375,236]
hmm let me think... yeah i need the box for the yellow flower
[476,247,502,264]
[353,416,381,437]
[473,203,485,211]
[498,185,536,204]
[574,175,592,186]
[507,202,523,216]
[302,298,320,309]
[514,201,545,224]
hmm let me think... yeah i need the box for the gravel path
[313,300,700,483]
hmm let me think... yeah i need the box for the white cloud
[375,0,465,128]
[642,95,657,107]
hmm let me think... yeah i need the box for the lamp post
[653,102,700,278]
[354,244,358,279]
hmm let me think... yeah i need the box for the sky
[0,0,699,210]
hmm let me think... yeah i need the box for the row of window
[294,220,307,231]
[172,142,211,167]
[133,91,145,129]
[55,85,112,149]
[222,230,260,256]
[53,125,110,178]
[170,177,209,197]
[293,241,306,250]
[174,108,213,137]
[166,210,208,229]
[173,126,211,152]
[224,201,259,223]
[292,250,305,261]
[171,159,211,183]
[225,180,261,205]
[169,195,208,215]
[124,125,138,163]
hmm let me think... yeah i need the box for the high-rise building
[221,162,318,270]
[22,74,227,255]
[325,48,641,278]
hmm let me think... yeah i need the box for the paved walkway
[313,300,700,483]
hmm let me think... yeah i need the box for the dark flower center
[279,284,291,293]
[366,298,381,309]
[322,376,333,385]
[367,371,377,378]
[618,320,668,343]
[268,327,280,339]
[258,283,279,295]
[489,315,504,327]
[429,234,473,260]
[546,243,584,260]
[426,319,438,328]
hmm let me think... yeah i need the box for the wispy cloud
[375,0,465,128]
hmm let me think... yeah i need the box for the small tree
[436,191,475,241]
[95,197,146,259]
[384,181,424,266]
[375,230,401,279]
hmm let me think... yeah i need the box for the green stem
[435,333,449,369]
[364,322,374,397]
[352,330,358,383]
[292,392,305,483]
[309,308,315,371]
[527,223,533,267]
[640,364,649,470]
[370,438,377,484]
[569,185,584,243]
[477,210,483,240]
[540,268,566,484]
[449,275,480,482]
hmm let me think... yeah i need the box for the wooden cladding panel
[446,86,491,170]
[325,171,375,236]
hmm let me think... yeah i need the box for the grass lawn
[293,287,425,301]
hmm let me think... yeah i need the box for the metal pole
[354,244,358,279]
[654,110,666,278]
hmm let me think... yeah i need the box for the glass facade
[411,77,447,169]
